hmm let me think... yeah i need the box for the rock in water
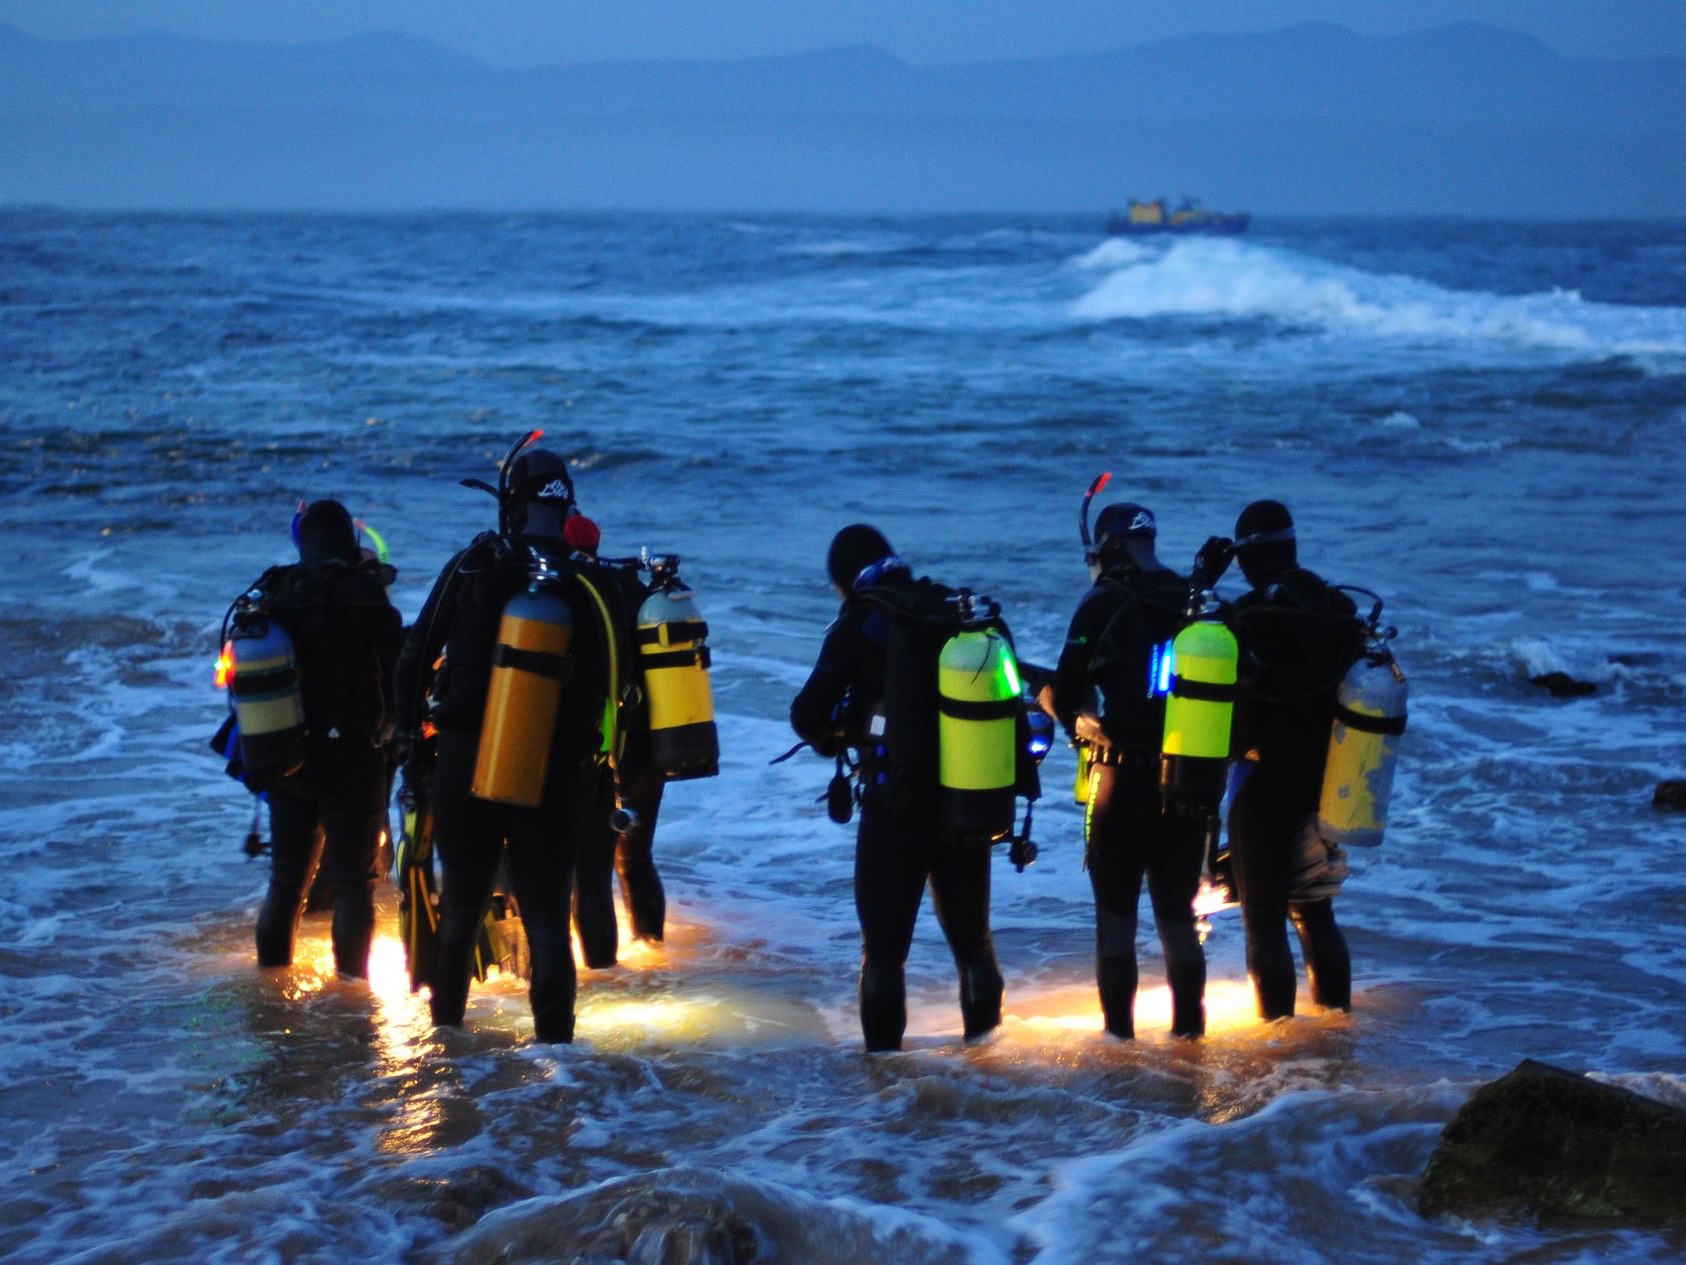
[1420,1059,1686,1220]
[1653,781,1686,811]
[1529,671,1597,697]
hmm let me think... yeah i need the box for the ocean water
[1,209,1684,1264]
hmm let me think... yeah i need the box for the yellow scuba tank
[1159,599,1238,810]
[472,555,575,807]
[226,603,307,778]
[1318,647,1408,848]
[635,553,719,780]
[937,613,1023,841]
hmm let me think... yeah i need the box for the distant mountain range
[1,20,1681,214]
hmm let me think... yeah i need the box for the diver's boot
[1160,922,1207,1039]
[525,920,578,1043]
[959,957,1004,1041]
[429,910,481,1027]
[255,884,303,968]
[572,883,618,970]
[331,881,376,980]
[1096,953,1138,1039]
[1291,900,1351,1011]
[1243,905,1297,1020]
[859,958,907,1052]
[616,841,667,942]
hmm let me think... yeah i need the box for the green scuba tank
[226,604,307,779]
[472,558,575,807]
[635,554,719,781]
[937,621,1023,841]
[1159,600,1238,810]
[1318,646,1408,848]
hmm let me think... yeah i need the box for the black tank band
[231,666,298,696]
[1332,703,1407,736]
[637,620,708,646]
[938,696,1020,721]
[1170,675,1236,704]
[493,646,575,680]
[643,646,712,672]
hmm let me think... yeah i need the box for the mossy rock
[1421,1059,1686,1220]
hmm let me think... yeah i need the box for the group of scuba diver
[215,435,1407,1050]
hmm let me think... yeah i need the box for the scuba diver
[223,499,403,979]
[562,513,669,968]
[1041,499,1208,1039]
[789,524,1037,1052]
[1202,500,1365,1019]
[392,435,635,1042]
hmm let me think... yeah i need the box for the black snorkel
[459,428,544,535]
[1079,470,1112,572]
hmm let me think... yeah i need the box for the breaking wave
[1072,237,1686,363]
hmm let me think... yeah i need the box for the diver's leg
[256,781,322,967]
[929,838,1002,1040]
[615,772,667,941]
[318,746,386,979]
[1290,899,1351,1011]
[1148,803,1209,1038]
[572,763,619,969]
[509,760,594,1043]
[428,734,504,1028]
[854,793,925,1052]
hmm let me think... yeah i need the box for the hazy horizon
[2,13,1681,217]
[3,0,1683,65]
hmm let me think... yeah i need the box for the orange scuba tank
[225,600,307,778]
[635,553,719,781]
[472,555,575,807]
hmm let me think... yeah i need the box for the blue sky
[3,0,1683,64]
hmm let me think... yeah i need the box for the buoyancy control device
[937,594,1025,842]
[844,579,1035,852]
[635,551,719,781]
[221,591,308,779]
[1317,591,1408,848]
[1159,588,1239,810]
[472,550,576,807]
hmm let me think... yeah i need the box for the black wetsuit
[1228,566,1363,1018]
[1050,566,1206,1038]
[572,560,667,968]
[394,535,615,1042]
[789,571,1006,1052]
[253,559,403,978]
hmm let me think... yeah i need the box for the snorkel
[460,428,544,535]
[1079,471,1112,580]
[354,519,390,566]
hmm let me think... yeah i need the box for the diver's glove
[1194,535,1235,584]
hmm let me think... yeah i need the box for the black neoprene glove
[1194,535,1235,584]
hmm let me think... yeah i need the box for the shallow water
[2,209,1684,1263]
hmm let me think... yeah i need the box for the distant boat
[1106,198,1249,236]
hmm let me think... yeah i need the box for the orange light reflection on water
[1008,977,1262,1039]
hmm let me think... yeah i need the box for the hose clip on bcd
[1007,800,1037,872]
[242,798,270,858]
